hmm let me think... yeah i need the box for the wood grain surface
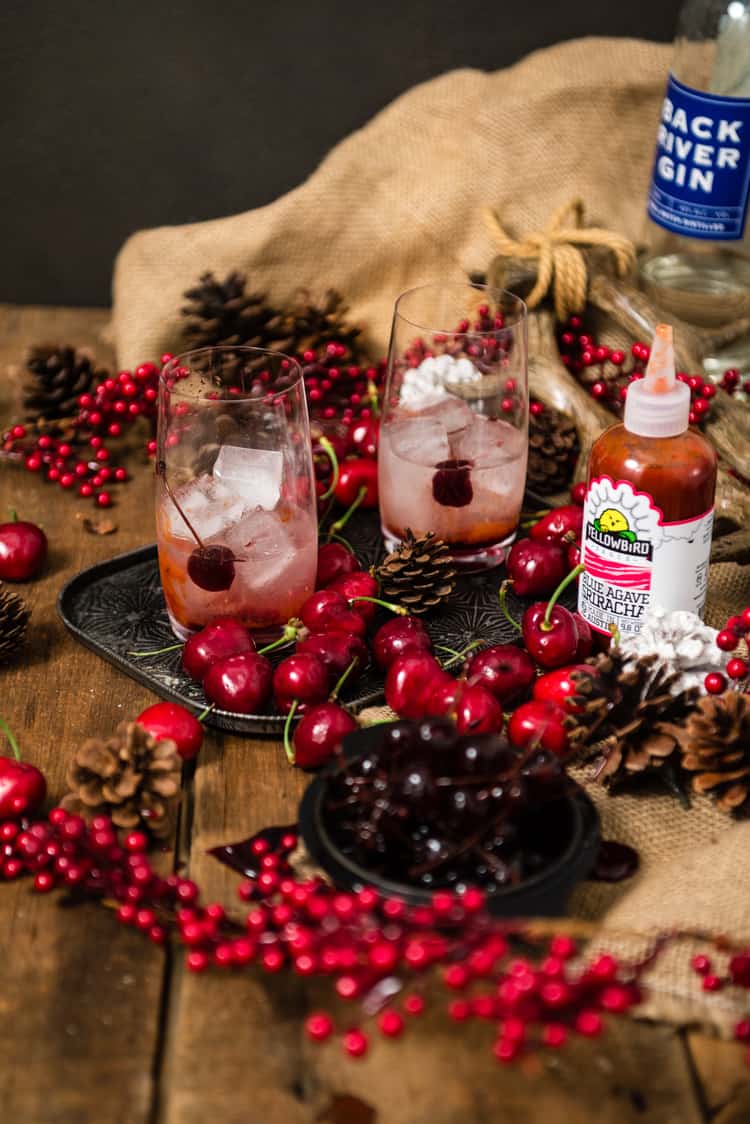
[0,304,748,1123]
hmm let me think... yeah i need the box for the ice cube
[387,417,451,467]
[224,507,297,587]
[167,475,245,541]
[419,395,475,435]
[213,444,284,511]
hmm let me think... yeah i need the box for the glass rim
[159,345,305,402]
[393,281,528,336]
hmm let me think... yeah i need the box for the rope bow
[483,198,636,321]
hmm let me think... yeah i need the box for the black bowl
[299,724,600,918]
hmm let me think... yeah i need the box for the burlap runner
[112,37,750,1032]
[112,37,672,368]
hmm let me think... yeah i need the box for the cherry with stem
[158,461,238,593]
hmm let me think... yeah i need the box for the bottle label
[647,74,750,240]
[578,476,713,637]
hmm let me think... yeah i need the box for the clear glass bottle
[640,0,750,368]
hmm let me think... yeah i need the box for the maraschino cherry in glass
[378,282,528,570]
[156,347,318,641]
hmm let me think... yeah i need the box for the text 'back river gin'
[641,0,750,369]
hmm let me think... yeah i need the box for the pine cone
[181,271,291,360]
[289,288,362,359]
[24,344,105,423]
[567,650,699,787]
[675,692,750,814]
[527,404,580,494]
[0,585,30,664]
[61,721,181,837]
[375,530,457,615]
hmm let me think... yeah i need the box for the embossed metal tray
[57,511,543,736]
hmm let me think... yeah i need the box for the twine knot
[483,198,635,321]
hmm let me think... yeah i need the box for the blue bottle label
[647,74,750,240]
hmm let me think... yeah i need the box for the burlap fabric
[112,37,750,1032]
[113,37,673,367]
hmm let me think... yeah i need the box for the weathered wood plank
[687,1032,750,1121]
[0,304,170,1123]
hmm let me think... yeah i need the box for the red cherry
[329,571,379,622]
[295,632,368,683]
[136,702,204,760]
[505,539,567,598]
[291,703,357,768]
[570,482,586,506]
[530,505,583,545]
[0,515,48,581]
[385,654,446,718]
[572,613,593,659]
[187,545,236,592]
[273,653,329,713]
[349,417,380,459]
[533,664,595,713]
[182,619,255,681]
[315,542,359,587]
[454,683,504,734]
[334,459,379,508]
[423,674,461,717]
[203,653,272,713]
[508,700,569,756]
[373,616,433,669]
[522,603,580,668]
[567,540,582,570]
[0,755,47,818]
[464,644,535,706]
[300,590,367,638]
[432,459,473,507]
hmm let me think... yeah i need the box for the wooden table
[1,304,749,1124]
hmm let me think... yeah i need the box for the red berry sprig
[557,317,717,425]
[706,607,750,694]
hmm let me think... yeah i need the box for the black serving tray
[57,510,557,736]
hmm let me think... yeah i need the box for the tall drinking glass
[378,283,528,569]
[156,347,318,640]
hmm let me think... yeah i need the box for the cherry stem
[9,509,18,523]
[258,620,301,655]
[542,564,585,630]
[159,464,204,549]
[331,486,367,534]
[366,379,381,417]
[608,622,621,646]
[316,437,339,502]
[196,703,215,723]
[521,508,551,528]
[0,716,21,762]
[322,530,356,552]
[331,657,358,701]
[283,700,299,764]
[498,581,522,633]
[129,642,183,658]
[350,594,407,617]
[437,639,483,670]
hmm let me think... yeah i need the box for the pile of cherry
[161,491,593,769]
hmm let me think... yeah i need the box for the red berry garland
[705,608,750,694]
[557,317,719,424]
[0,804,749,1066]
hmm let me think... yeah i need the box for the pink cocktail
[156,348,317,639]
[379,283,528,568]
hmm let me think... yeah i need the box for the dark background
[1,0,681,307]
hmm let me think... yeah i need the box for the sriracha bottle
[578,324,717,640]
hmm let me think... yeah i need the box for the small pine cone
[527,404,580,495]
[61,721,181,838]
[567,650,698,788]
[289,288,363,360]
[375,530,457,615]
[181,271,293,361]
[0,585,30,664]
[24,344,106,423]
[672,692,750,814]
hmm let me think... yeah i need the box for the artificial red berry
[704,671,727,694]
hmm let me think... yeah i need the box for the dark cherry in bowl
[299,723,600,918]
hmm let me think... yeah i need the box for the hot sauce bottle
[578,324,717,639]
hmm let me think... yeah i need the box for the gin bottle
[641,0,750,358]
